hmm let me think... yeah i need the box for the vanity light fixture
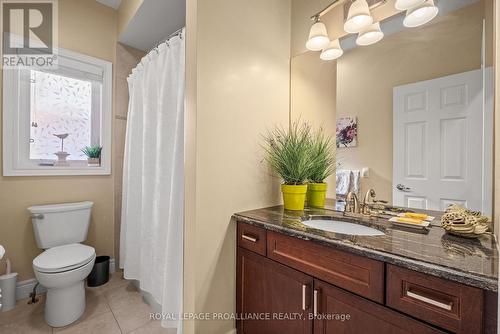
[344,0,374,34]
[356,22,384,46]
[403,0,439,28]
[394,0,426,11]
[306,16,330,51]
[320,39,344,61]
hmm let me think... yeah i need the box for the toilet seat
[33,243,96,273]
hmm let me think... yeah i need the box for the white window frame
[3,46,112,176]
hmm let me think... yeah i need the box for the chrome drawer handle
[406,290,452,311]
[313,290,318,316]
[302,284,307,311]
[241,234,258,243]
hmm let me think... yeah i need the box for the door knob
[396,184,411,192]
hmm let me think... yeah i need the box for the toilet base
[33,250,95,327]
[45,281,86,327]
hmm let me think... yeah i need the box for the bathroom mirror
[290,0,494,215]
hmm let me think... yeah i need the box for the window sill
[3,165,111,176]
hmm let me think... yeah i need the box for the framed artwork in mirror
[336,116,357,148]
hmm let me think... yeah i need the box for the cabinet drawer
[237,222,266,256]
[314,279,446,334]
[386,264,483,334]
[267,231,384,303]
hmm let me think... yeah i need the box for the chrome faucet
[344,191,359,215]
[361,189,376,215]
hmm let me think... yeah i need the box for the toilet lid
[33,243,96,273]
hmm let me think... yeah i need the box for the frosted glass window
[3,46,111,176]
[29,70,94,161]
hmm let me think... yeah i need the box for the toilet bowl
[33,244,96,327]
[28,201,95,327]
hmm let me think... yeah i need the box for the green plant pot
[307,182,327,208]
[281,184,308,211]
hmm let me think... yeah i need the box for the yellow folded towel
[396,217,424,225]
[404,212,428,220]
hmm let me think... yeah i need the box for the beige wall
[113,43,144,267]
[0,0,118,281]
[118,0,144,36]
[184,0,291,333]
[290,52,337,197]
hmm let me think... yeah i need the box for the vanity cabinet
[236,222,494,334]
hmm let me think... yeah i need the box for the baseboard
[109,258,116,273]
[15,257,116,300]
[16,278,46,300]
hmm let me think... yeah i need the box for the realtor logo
[1,0,58,68]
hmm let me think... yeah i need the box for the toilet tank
[28,201,93,249]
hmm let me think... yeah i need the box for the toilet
[28,201,96,327]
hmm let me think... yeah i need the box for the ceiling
[96,0,122,10]
[118,0,186,51]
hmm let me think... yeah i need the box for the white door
[393,69,490,213]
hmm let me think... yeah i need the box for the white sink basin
[302,219,384,236]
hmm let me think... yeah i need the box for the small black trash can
[87,256,110,287]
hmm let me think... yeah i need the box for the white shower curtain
[120,29,185,331]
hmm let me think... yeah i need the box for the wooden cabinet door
[237,247,313,334]
[313,279,446,334]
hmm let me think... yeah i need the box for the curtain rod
[147,27,184,54]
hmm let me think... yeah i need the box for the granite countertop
[233,204,499,291]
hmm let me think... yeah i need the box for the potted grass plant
[263,122,313,211]
[307,129,335,208]
[82,145,102,167]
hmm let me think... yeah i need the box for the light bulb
[344,0,373,33]
[320,39,344,61]
[403,0,439,28]
[306,21,330,51]
[356,22,384,46]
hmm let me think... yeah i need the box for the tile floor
[0,272,176,334]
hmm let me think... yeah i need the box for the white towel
[336,170,351,197]
[350,170,361,196]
